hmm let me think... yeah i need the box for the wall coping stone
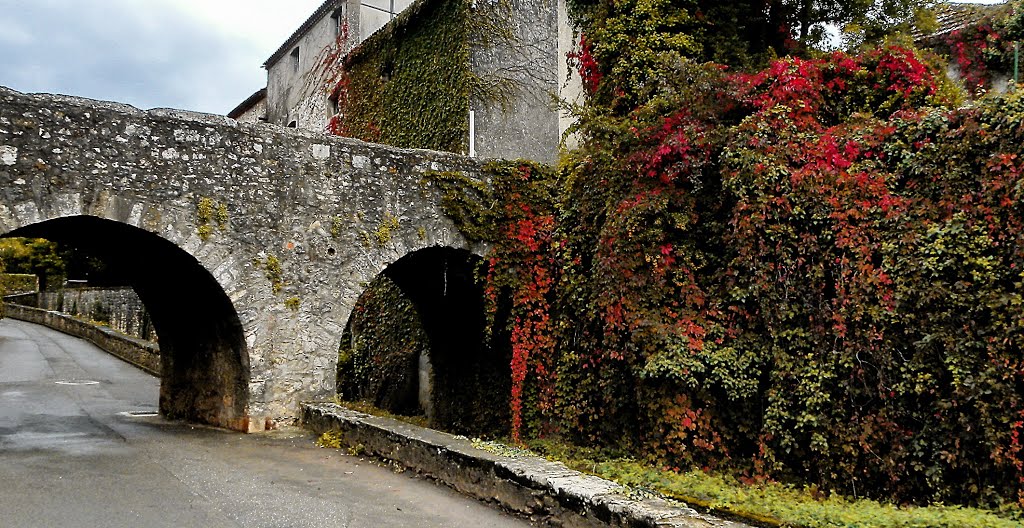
[0,85,495,162]
[301,402,750,528]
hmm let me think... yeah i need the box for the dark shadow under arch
[5,216,250,431]
[338,246,510,436]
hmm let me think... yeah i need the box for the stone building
[227,88,267,124]
[234,0,580,163]
[915,0,1016,92]
[260,0,402,130]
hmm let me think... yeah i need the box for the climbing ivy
[323,0,518,151]
[329,0,471,152]
[434,39,1024,512]
[339,0,1024,514]
[922,2,1022,93]
[427,161,561,442]
[338,275,429,416]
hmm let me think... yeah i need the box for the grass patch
[524,440,1022,528]
[315,431,344,449]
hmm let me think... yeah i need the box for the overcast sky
[0,0,325,114]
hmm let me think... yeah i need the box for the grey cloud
[0,0,266,114]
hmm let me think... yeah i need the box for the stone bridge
[0,86,489,431]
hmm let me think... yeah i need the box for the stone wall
[3,302,160,375]
[302,403,747,528]
[470,0,562,163]
[23,287,156,341]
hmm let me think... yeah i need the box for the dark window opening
[332,6,347,38]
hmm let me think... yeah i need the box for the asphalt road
[0,318,532,528]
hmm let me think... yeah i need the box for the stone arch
[3,215,251,431]
[338,245,510,436]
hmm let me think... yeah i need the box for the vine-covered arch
[3,215,251,431]
[337,245,509,436]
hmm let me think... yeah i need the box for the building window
[290,47,300,72]
[360,0,414,40]
[332,6,347,38]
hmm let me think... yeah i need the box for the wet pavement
[0,318,532,527]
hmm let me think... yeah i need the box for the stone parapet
[31,287,156,342]
[301,402,748,528]
[3,302,160,375]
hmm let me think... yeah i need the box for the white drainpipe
[469,109,476,158]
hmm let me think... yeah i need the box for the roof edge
[914,1,1012,42]
[264,0,345,69]
[227,88,267,119]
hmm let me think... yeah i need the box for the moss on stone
[196,196,229,241]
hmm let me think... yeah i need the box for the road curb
[301,402,750,528]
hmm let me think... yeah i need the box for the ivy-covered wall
[338,274,428,415]
[431,42,1024,511]
[337,248,511,438]
[336,0,1024,512]
[332,0,471,152]
[919,2,1022,93]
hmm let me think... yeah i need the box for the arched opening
[3,216,250,430]
[337,247,510,437]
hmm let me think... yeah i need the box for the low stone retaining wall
[3,302,160,375]
[4,292,37,305]
[302,403,747,528]
[11,287,156,342]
